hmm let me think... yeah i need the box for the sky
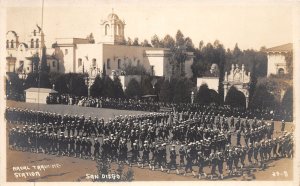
[5,0,297,50]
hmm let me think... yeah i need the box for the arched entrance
[278,68,285,75]
[225,86,246,108]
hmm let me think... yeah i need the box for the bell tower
[100,10,125,45]
[28,24,45,53]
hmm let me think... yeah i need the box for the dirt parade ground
[5,101,294,182]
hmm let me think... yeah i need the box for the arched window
[107,59,111,69]
[30,39,34,48]
[36,39,39,48]
[6,40,9,48]
[278,68,285,75]
[117,59,121,69]
[33,30,36,36]
[105,24,110,35]
[78,58,82,67]
[92,58,96,67]
[10,40,14,48]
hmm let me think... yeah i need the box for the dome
[107,13,119,20]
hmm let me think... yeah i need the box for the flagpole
[37,0,44,123]
[41,0,44,29]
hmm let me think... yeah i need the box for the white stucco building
[25,87,58,104]
[266,43,293,76]
[52,12,194,78]
[6,28,58,77]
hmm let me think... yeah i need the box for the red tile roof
[266,43,293,53]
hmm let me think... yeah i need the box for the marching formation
[7,107,293,180]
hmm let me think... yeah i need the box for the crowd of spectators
[46,94,292,122]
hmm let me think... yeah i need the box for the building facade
[266,43,293,76]
[6,27,59,78]
[6,12,194,80]
[52,12,194,78]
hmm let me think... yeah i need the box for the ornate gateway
[223,64,250,108]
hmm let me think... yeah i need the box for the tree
[24,72,51,89]
[41,47,50,73]
[185,37,195,52]
[49,72,68,93]
[6,72,24,100]
[122,62,149,75]
[225,86,246,108]
[253,49,268,77]
[154,77,164,97]
[151,34,162,48]
[281,86,293,115]
[169,46,187,78]
[113,76,124,98]
[175,30,185,47]
[173,78,193,103]
[102,76,115,97]
[257,76,290,103]
[65,73,87,96]
[31,54,39,73]
[191,46,208,79]
[90,75,104,97]
[232,43,242,59]
[132,37,139,46]
[249,61,257,104]
[285,51,293,76]
[196,84,211,105]
[162,34,175,48]
[141,75,154,95]
[214,42,226,104]
[141,39,152,47]
[250,84,277,109]
[199,40,204,51]
[127,37,132,46]
[125,79,142,98]
[158,79,172,102]
[168,31,188,78]
[209,89,220,104]
[191,42,215,79]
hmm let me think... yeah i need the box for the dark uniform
[167,147,179,174]
[93,139,100,159]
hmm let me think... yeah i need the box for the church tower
[100,11,125,45]
[28,25,45,54]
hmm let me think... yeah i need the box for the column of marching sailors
[6,108,293,180]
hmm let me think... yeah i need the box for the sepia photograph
[1,0,299,184]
